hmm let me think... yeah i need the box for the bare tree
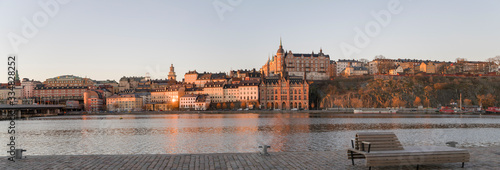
[455,58,467,73]
[359,58,369,67]
[486,56,500,72]
[374,55,394,74]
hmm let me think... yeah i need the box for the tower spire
[280,37,282,47]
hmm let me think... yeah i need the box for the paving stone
[0,147,498,169]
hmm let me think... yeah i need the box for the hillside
[310,76,500,109]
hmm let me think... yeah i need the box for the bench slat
[346,132,470,168]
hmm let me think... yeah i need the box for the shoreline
[65,109,498,115]
[2,146,499,169]
[4,109,498,120]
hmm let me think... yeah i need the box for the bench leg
[416,164,419,170]
[462,162,464,168]
[350,151,354,165]
[368,166,371,170]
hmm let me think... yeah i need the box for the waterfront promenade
[1,146,498,170]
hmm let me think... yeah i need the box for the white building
[0,86,23,104]
[180,94,211,110]
[194,94,211,110]
[21,78,41,99]
[180,94,197,109]
[238,80,259,101]
[343,66,369,76]
[337,59,363,75]
[203,82,224,103]
[223,84,239,102]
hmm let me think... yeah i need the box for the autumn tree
[350,98,364,108]
[413,96,422,107]
[216,103,222,109]
[424,86,433,100]
[334,98,346,108]
[477,94,496,108]
[391,95,406,108]
[463,98,472,106]
[423,97,431,108]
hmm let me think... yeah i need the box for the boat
[353,109,398,114]
[486,107,500,113]
[439,106,457,113]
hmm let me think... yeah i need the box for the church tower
[276,38,285,74]
[168,64,177,81]
[277,38,284,57]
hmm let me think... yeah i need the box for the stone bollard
[446,141,458,147]
[15,149,27,159]
[259,145,271,156]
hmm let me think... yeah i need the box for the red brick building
[84,90,104,112]
[262,39,333,80]
[33,86,88,104]
[260,73,309,110]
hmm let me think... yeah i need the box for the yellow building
[420,62,436,74]
[203,82,224,103]
[106,94,143,111]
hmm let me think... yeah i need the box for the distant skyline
[1,0,500,82]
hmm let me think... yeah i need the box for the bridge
[0,104,65,119]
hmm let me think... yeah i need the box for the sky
[1,0,500,82]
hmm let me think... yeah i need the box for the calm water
[1,113,500,156]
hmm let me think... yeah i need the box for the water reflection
[0,113,499,156]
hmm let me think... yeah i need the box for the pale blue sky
[1,0,500,82]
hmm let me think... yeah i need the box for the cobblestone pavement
[1,147,498,170]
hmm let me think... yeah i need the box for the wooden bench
[347,132,469,169]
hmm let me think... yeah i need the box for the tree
[334,98,346,108]
[486,56,500,72]
[424,86,433,100]
[230,102,235,109]
[477,94,496,108]
[112,103,119,111]
[423,97,431,108]
[216,103,222,109]
[487,56,500,65]
[463,98,472,106]
[374,55,395,74]
[351,98,363,108]
[413,96,422,107]
[455,58,467,73]
[391,96,406,108]
[436,64,447,74]
[359,58,369,67]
